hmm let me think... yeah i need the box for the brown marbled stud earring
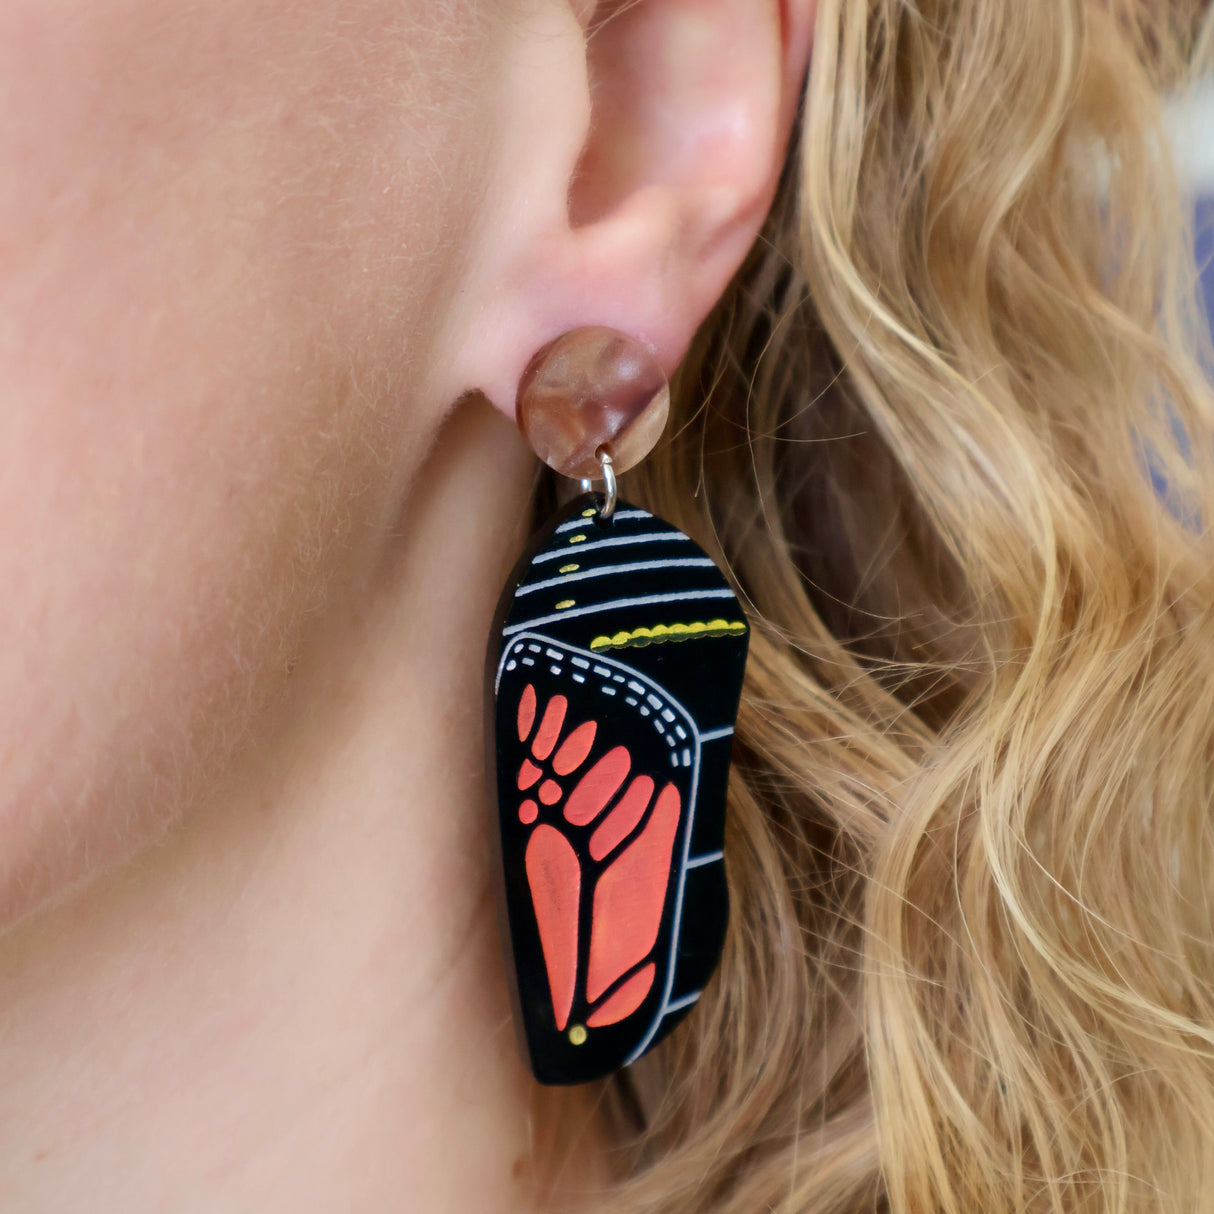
[516,326,670,480]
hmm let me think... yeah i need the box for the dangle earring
[486,326,749,1086]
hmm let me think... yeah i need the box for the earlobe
[456,0,815,422]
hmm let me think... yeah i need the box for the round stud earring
[516,326,670,482]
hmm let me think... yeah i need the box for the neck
[0,399,612,1211]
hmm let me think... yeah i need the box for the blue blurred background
[1169,80,1214,329]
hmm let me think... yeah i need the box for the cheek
[0,0,495,923]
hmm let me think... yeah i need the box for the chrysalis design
[487,495,749,1085]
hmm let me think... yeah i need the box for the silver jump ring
[596,450,617,521]
[576,451,617,521]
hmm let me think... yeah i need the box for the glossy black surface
[486,496,748,1085]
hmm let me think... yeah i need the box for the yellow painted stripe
[555,599,575,610]
[559,564,579,573]
[589,619,747,652]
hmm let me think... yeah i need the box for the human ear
[453,0,816,419]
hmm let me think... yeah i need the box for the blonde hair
[581,1,1214,1209]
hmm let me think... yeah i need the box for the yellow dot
[581,507,596,517]
[568,1025,587,1046]
[568,534,587,545]
[555,599,575,610]
[559,564,579,574]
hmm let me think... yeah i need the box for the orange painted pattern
[525,824,581,1032]
[585,783,681,1003]
[517,684,537,742]
[552,720,597,775]
[530,694,567,760]
[513,682,685,1036]
[586,963,656,1028]
[589,775,655,861]
[563,746,631,826]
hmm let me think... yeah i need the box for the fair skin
[0,1,813,1209]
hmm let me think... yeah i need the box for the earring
[486,326,749,1086]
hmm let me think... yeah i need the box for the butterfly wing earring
[486,327,749,1086]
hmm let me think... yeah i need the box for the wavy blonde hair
[554,1,1214,1210]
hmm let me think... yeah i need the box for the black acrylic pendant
[486,495,749,1085]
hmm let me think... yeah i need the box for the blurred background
[1168,78,1214,327]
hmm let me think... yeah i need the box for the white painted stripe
[664,990,701,1016]
[628,722,704,1063]
[555,508,652,533]
[685,850,724,869]
[534,532,691,564]
[502,588,736,636]
[516,557,717,597]
[698,725,735,744]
